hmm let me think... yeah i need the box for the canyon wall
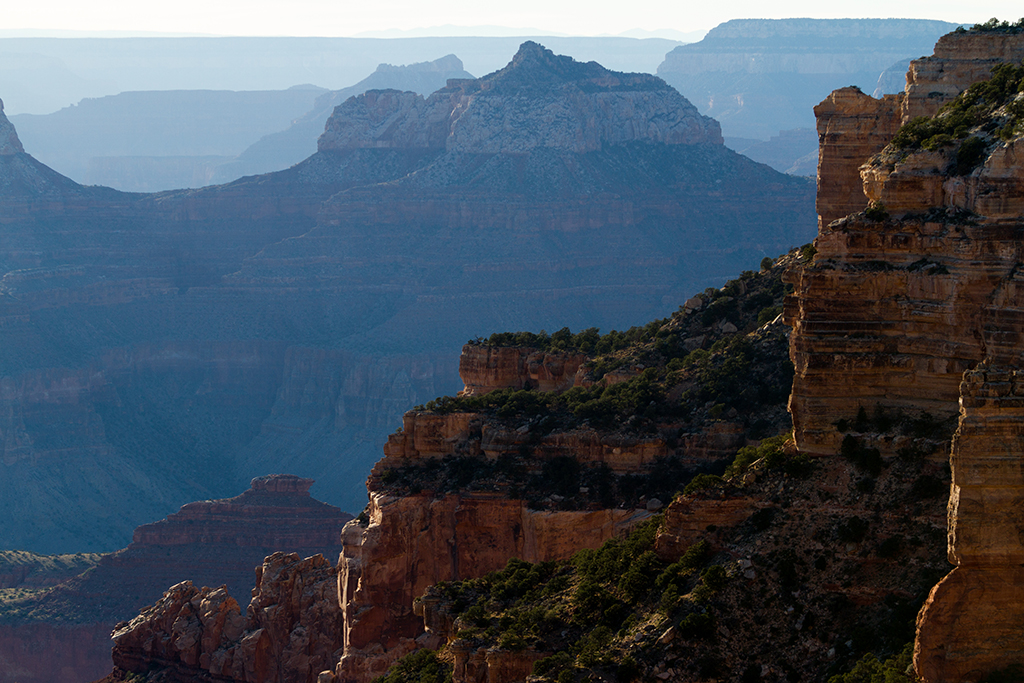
[0,40,814,554]
[915,365,1024,682]
[336,490,646,682]
[788,30,1024,457]
[787,28,1024,682]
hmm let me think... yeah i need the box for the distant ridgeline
[0,41,814,555]
[657,18,959,173]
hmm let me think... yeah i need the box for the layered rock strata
[0,475,349,683]
[337,492,646,682]
[788,30,1024,457]
[788,27,1024,683]
[457,345,588,397]
[813,31,1024,228]
[915,365,1024,682]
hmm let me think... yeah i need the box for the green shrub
[826,643,917,683]
[682,473,723,495]
[372,649,452,683]
[533,651,573,678]
[865,203,889,221]
[678,611,714,638]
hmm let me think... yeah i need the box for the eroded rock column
[916,364,1024,682]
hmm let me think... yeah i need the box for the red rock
[0,475,349,683]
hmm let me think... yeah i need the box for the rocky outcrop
[812,31,1024,230]
[110,552,343,683]
[336,492,647,682]
[814,88,902,227]
[788,30,1024,457]
[319,42,722,155]
[903,31,1024,122]
[0,475,349,683]
[0,99,24,155]
[914,365,1024,682]
[788,27,1024,682]
[457,345,588,396]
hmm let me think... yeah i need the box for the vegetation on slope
[373,251,956,683]
[382,254,797,509]
[379,436,948,682]
[889,59,1024,174]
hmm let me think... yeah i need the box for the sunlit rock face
[785,27,1024,683]
[788,30,1024,458]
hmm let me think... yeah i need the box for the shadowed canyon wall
[0,42,814,553]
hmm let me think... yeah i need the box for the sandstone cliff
[457,345,588,397]
[812,29,1024,228]
[0,475,349,683]
[789,30,1024,457]
[915,364,1024,682]
[786,26,1024,683]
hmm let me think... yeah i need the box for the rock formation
[914,365,1024,682]
[109,552,343,683]
[788,29,1024,457]
[319,42,722,155]
[785,25,1024,682]
[0,475,349,683]
[457,345,588,396]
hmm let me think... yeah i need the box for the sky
[4,0,1022,37]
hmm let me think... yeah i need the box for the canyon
[95,25,1024,683]
[657,19,957,144]
[0,41,815,556]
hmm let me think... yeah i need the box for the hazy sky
[5,0,1021,37]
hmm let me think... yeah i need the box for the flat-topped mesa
[0,99,24,155]
[131,473,351,547]
[319,41,722,155]
[457,343,589,397]
[813,30,1024,228]
[915,365,1024,682]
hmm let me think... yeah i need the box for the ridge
[0,99,24,155]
